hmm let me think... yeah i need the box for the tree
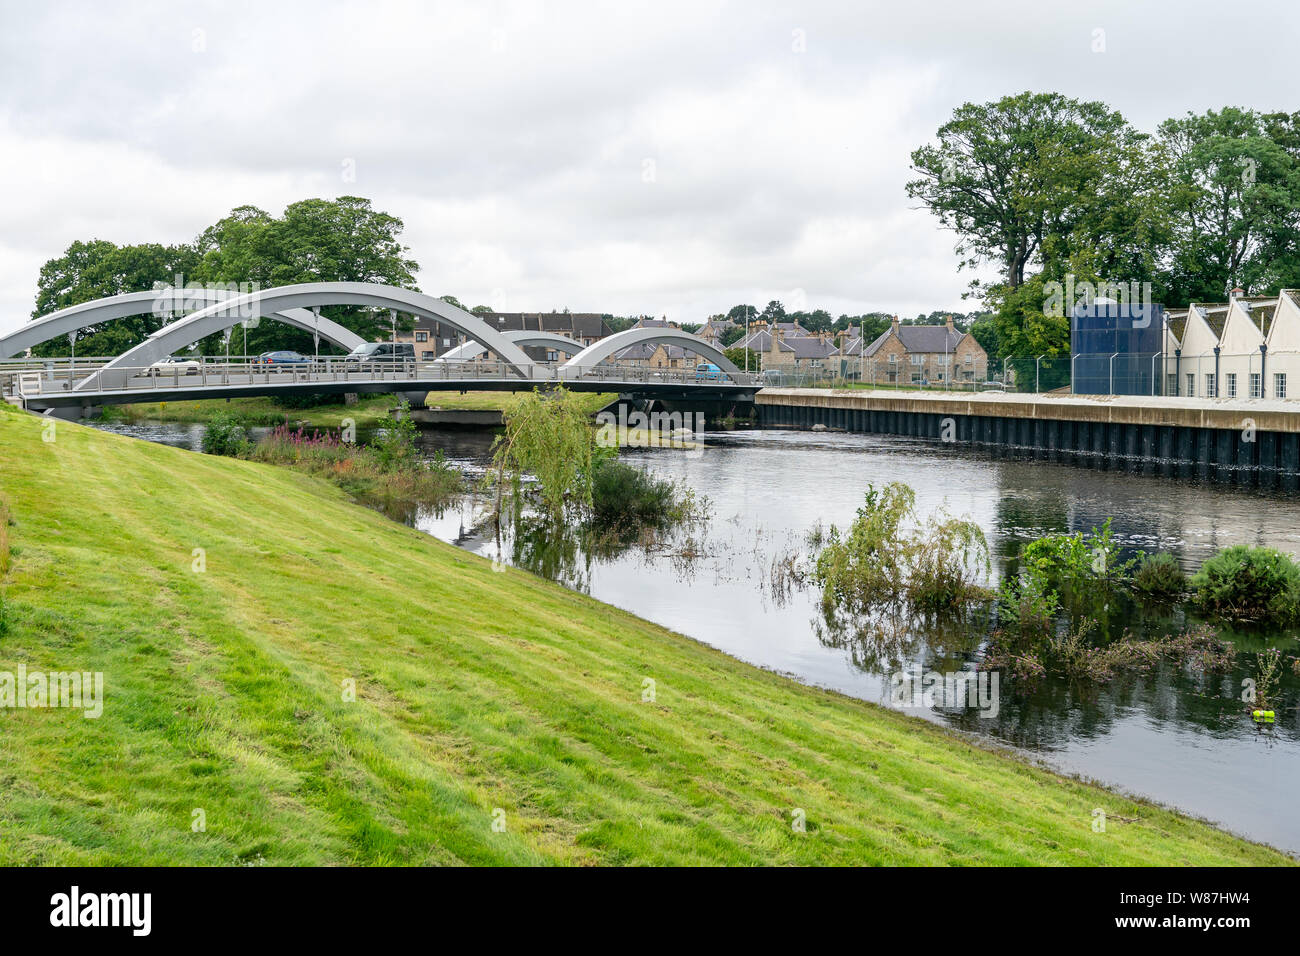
[31,240,199,356]
[726,304,757,324]
[28,197,426,358]
[719,325,747,347]
[1159,108,1300,302]
[760,300,786,325]
[907,92,1155,294]
[724,346,761,371]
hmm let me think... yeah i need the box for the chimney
[891,315,900,334]
[770,328,782,356]
[945,314,954,331]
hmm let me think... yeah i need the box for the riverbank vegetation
[200,403,460,516]
[0,401,1289,864]
[104,390,614,431]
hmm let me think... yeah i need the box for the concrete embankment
[755,388,1300,489]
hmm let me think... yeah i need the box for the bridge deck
[5,359,758,412]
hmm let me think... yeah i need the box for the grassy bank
[112,390,614,430]
[0,403,1289,865]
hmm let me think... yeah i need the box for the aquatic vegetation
[811,482,990,616]
[1131,551,1187,601]
[1190,546,1300,627]
[200,413,250,456]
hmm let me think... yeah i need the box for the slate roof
[862,325,964,358]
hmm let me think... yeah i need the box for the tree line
[907,92,1300,358]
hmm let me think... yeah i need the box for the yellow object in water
[1252,710,1275,723]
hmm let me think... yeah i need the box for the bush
[1131,551,1186,601]
[271,392,349,410]
[201,414,248,456]
[590,460,677,528]
[1190,546,1300,626]
[812,482,989,615]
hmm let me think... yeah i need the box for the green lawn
[0,402,1289,865]
[113,390,613,430]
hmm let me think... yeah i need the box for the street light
[68,330,77,384]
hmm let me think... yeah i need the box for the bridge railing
[7,356,763,399]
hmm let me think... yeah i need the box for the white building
[1163,289,1300,400]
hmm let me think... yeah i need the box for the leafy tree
[1159,107,1300,302]
[724,346,762,371]
[719,324,747,347]
[760,300,786,325]
[908,91,1152,294]
[31,240,199,356]
[726,304,758,324]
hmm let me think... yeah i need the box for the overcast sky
[1,0,1297,335]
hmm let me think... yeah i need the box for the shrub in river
[1017,518,1131,603]
[1131,551,1187,601]
[590,459,682,529]
[812,482,989,615]
[995,572,1057,641]
[1253,647,1284,709]
[1190,545,1300,626]
[201,414,248,456]
[371,400,418,469]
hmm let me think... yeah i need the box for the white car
[148,356,202,376]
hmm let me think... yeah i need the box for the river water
[95,419,1300,855]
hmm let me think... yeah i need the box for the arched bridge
[2,282,758,416]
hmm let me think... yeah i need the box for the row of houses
[395,311,612,362]
[1163,289,1300,399]
[396,306,991,384]
[695,314,989,385]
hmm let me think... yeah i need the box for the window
[964,353,973,365]
[1205,373,1217,398]
[442,338,451,348]
[911,354,923,365]
[1250,373,1262,398]
[1167,373,1178,396]
[1186,373,1195,397]
[415,331,428,342]
[1227,373,1238,397]
[421,351,434,361]
[1275,373,1287,399]
[888,353,898,363]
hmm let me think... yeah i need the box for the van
[695,362,723,381]
[344,342,415,363]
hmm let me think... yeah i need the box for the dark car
[256,350,312,368]
[343,342,415,363]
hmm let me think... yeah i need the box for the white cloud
[1,0,1296,334]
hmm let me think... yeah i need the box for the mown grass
[0,402,1290,865]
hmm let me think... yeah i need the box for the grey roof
[862,324,963,358]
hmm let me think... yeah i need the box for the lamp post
[68,330,77,384]
[312,306,320,364]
